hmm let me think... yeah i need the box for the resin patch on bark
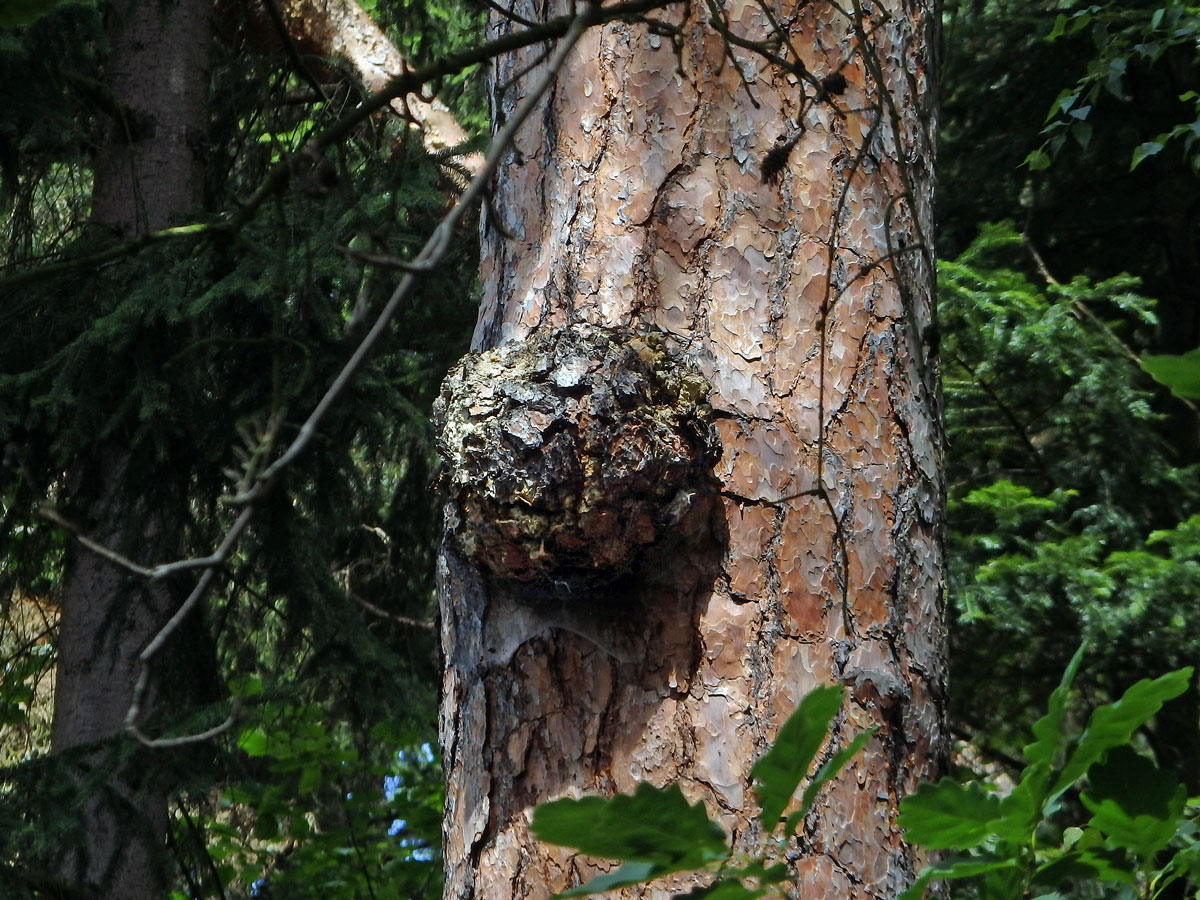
[434,324,720,587]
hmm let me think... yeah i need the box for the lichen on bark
[433,323,720,589]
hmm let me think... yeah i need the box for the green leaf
[237,726,270,757]
[785,727,877,836]
[987,645,1086,843]
[252,812,280,840]
[961,480,1061,524]
[1072,121,1093,150]
[553,861,659,898]
[297,765,322,794]
[1025,148,1053,171]
[897,856,1020,900]
[1131,141,1165,169]
[1152,839,1200,897]
[229,673,264,698]
[0,0,60,28]
[1025,644,1086,770]
[896,779,1002,850]
[1081,746,1186,860]
[1034,848,1137,886]
[1051,667,1193,800]
[1053,90,1079,117]
[725,861,789,886]
[677,878,769,899]
[288,815,312,839]
[751,684,843,830]
[220,786,254,806]
[1142,349,1200,399]
[531,782,728,872]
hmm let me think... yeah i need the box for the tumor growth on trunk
[434,323,720,590]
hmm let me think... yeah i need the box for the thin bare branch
[128,707,239,749]
[347,592,434,628]
[240,1,600,497]
[37,506,157,578]
[38,506,238,582]
[335,243,436,271]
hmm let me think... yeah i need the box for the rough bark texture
[51,0,210,894]
[434,323,719,584]
[438,0,943,896]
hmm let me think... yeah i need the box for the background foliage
[936,0,1200,820]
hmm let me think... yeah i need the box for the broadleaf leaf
[751,684,843,831]
[896,779,1003,850]
[1050,667,1193,800]
[897,856,1019,900]
[1080,746,1186,860]
[552,861,659,898]
[532,782,728,872]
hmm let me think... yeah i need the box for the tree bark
[280,0,480,167]
[438,0,943,897]
[51,451,183,898]
[50,0,210,894]
[223,0,484,172]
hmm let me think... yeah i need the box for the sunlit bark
[439,0,944,896]
[229,0,484,172]
[285,0,479,163]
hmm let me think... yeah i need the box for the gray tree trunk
[50,0,210,893]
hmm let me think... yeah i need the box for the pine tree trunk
[50,0,210,893]
[438,0,944,897]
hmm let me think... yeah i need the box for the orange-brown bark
[439,0,943,896]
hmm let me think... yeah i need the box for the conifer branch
[1022,232,1200,421]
